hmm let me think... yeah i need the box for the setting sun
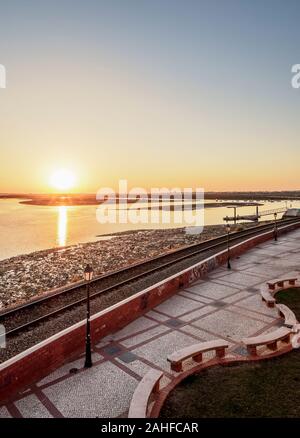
[50,169,76,191]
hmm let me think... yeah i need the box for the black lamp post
[274,213,278,242]
[84,264,94,368]
[226,223,231,269]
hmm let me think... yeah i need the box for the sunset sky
[0,0,300,193]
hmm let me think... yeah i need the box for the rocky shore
[0,223,251,310]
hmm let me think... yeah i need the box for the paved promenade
[1,229,300,418]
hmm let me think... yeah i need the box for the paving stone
[245,265,288,278]
[117,352,139,364]
[154,294,203,317]
[274,242,300,250]
[146,310,170,322]
[182,290,213,303]
[43,361,138,418]
[236,262,259,271]
[254,247,289,256]
[165,318,185,328]
[37,352,102,387]
[190,278,207,285]
[246,287,260,293]
[119,325,169,348]
[207,270,232,279]
[15,394,53,418]
[234,253,266,263]
[0,406,11,418]
[193,308,266,340]
[132,331,198,371]
[218,272,264,287]
[211,300,227,307]
[179,290,210,303]
[267,259,300,269]
[102,344,123,356]
[179,325,219,341]
[235,294,279,317]
[109,316,157,340]
[115,360,155,378]
[180,305,217,322]
[227,306,276,323]
[185,282,240,299]
[222,291,253,303]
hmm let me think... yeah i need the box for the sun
[50,168,76,191]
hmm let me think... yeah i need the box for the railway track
[1,217,300,338]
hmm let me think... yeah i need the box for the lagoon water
[0,198,298,261]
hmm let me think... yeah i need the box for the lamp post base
[84,339,93,368]
[84,358,93,368]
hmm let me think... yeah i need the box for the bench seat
[267,277,297,290]
[243,327,291,356]
[128,369,164,418]
[277,304,298,328]
[167,340,229,372]
[261,287,276,307]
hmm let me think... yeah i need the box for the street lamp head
[84,264,94,282]
[274,213,277,219]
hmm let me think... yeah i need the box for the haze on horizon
[0,0,300,194]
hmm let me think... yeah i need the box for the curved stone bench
[277,304,298,328]
[261,286,276,307]
[128,369,164,418]
[167,340,229,372]
[267,277,297,291]
[242,327,291,356]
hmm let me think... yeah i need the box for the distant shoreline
[19,199,262,208]
[1,191,300,207]
[0,193,284,208]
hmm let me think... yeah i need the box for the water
[0,198,299,260]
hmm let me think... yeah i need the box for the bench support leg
[267,302,275,308]
[268,285,275,291]
[289,280,296,286]
[171,362,182,372]
[247,346,257,356]
[216,347,225,359]
[153,380,161,394]
[267,341,277,351]
[277,281,284,288]
[193,353,203,363]
[282,334,290,344]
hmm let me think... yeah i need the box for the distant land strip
[0,191,299,207]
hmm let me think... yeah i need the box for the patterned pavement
[1,229,300,418]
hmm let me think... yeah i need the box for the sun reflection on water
[57,206,68,246]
